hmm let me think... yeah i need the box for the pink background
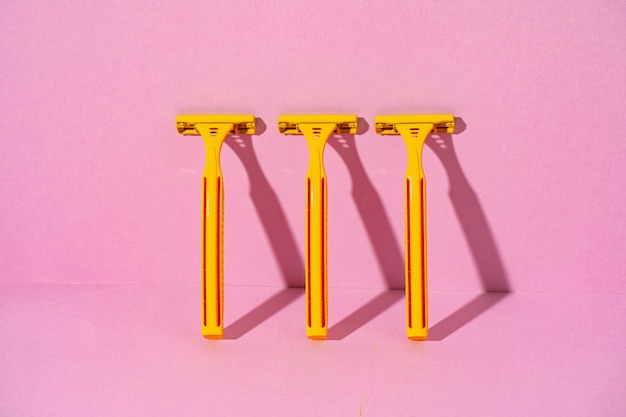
[1,0,625,416]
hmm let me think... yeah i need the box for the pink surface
[2,283,626,416]
[2,1,626,415]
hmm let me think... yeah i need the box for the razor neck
[299,124,336,179]
[195,123,233,177]
[396,123,434,178]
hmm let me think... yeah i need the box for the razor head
[278,114,358,135]
[375,114,455,135]
[176,114,256,135]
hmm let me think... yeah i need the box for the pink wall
[1,0,624,294]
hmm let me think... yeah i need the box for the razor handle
[397,123,433,340]
[196,124,231,339]
[301,124,336,339]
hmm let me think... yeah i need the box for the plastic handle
[300,124,336,339]
[196,123,232,339]
[396,123,434,340]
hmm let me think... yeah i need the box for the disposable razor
[375,114,455,340]
[176,114,256,339]
[278,114,358,339]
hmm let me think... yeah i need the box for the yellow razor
[375,114,455,340]
[278,114,358,339]
[176,114,256,339]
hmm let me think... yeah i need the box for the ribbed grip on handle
[405,174,428,340]
[201,174,224,338]
[306,174,328,339]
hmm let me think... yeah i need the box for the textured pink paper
[1,1,626,414]
[2,283,626,416]
[1,0,624,294]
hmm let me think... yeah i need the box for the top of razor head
[176,114,256,135]
[278,114,358,135]
[375,114,455,135]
